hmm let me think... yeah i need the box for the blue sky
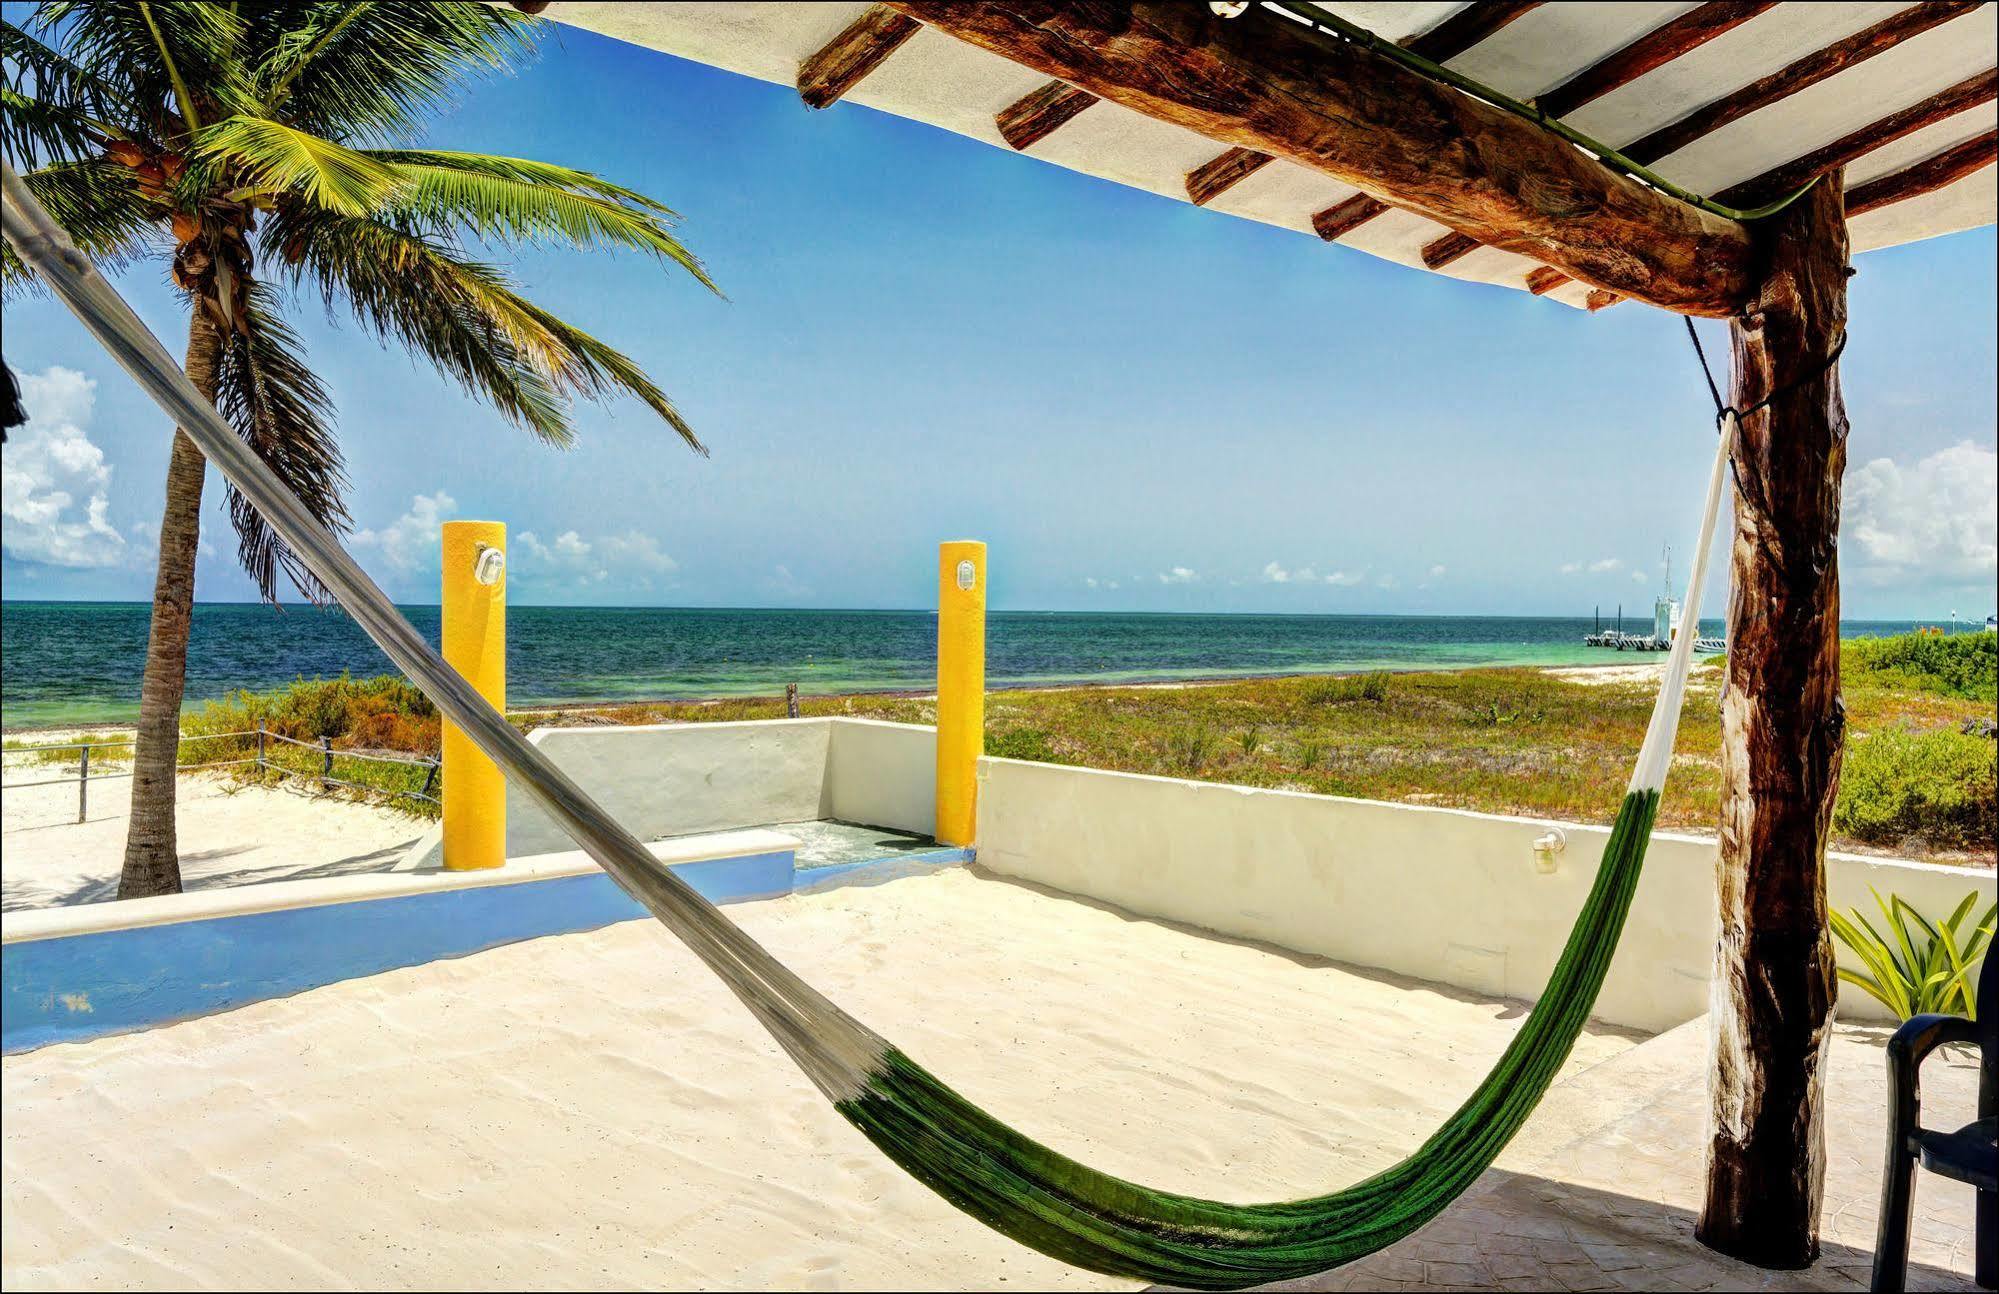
[4,20,1994,619]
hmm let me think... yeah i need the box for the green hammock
[815,418,1728,1288]
[3,171,1733,1291]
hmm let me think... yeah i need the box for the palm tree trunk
[118,316,224,900]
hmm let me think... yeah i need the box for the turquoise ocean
[1,601,1917,729]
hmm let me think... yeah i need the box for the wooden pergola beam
[1186,145,1273,206]
[1846,128,1999,217]
[1523,71,1996,300]
[1524,266,1569,295]
[1719,68,1998,209]
[1307,1,1543,244]
[1534,2,1778,121]
[1402,1,1543,62]
[887,1,1754,316]
[1621,2,1984,165]
[1425,4,1985,275]
[997,80,1099,150]
[798,5,922,110]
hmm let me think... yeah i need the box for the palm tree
[3,2,714,898]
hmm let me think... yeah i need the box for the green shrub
[1833,726,1996,850]
[1830,888,1992,1021]
[1302,672,1390,706]
[986,726,1059,763]
[1236,726,1263,756]
[1845,630,1997,702]
[179,674,441,815]
[1168,726,1216,775]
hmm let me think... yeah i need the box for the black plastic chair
[1871,949,1998,1292]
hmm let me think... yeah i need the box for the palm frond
[371,159,717,291]
[269,205,703,452]
[240,1,538,143]
[506,293,705,452]
[266,205,571,443]
[365,149,680,216]
[1,19,126,165]
[211,285,349,603]
[39,1,250,138]
[193,115,400,216]
[1,159,160,298]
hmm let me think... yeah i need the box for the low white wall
[398,717,938,866]
[827,719,936,835]
[505,719,834,859]
[975,758,1989,1032]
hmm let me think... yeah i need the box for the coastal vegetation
[161,631,1997,862]
[3,2,711,896]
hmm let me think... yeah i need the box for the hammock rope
[3,163,1730,1290]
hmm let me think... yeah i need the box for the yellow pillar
[935,540,986,847]
[442,521,506,870]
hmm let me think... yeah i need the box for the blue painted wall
[3,850,794,1053]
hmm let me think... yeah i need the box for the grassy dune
[48,632,1984,860]
[536,633,1996,865]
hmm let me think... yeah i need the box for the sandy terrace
[1,769,424,911]
[2,868,1980,1291]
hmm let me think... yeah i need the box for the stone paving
[1278,1018,1983,1292]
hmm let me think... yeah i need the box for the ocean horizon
[0,599,1938,729]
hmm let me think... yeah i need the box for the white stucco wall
[396,718,938,866]
[974,757,1990,1032]
[504,719,835,859]
[826,719,936,835]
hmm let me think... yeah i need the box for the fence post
[256,721,266,774]
[77,743,89,824]
[935,540,986,847]
[442,520,507,870]
[786,681,800,719]
[420,756,440,801]
[320,735,333,783]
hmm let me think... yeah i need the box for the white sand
[1,868,1641,1290]
[1,765,424,911]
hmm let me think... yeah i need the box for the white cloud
[1429,564,1447,578]
[1589,557,1623,574]
[1323,569,1365,587]
[1261,561,1319,584]
[597,530,678,576]
[1,367,127,568]
[1559,562,1582,575]
[1158,566,1198,585]
[515,527,676,588]
[1375,573,1398,590]
[1845,442,1997,581]
[350,491,457,572]
[1631,570,1648,584]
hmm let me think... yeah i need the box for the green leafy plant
[1236,726,1263,756]
[1168,726,1215,776]
[1830,888,1993,1021]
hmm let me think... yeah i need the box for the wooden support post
[1696,171,1849,1269]
[77,743,89,824]
[786,682,801,719]
[320,734,334,783]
